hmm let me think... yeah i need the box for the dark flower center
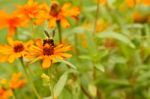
[13,43,24,53]
[49,2,61,17]
[43,39,54,56]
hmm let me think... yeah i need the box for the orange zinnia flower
[0,88,12,99]
[0,39,32,63]
[29,38,72,69]
[35,1,80,28]
[0,11,27,39]
[126,0,136,8]
[16,0,40,20]
[10,72,26,90]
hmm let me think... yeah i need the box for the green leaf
[53,72,68,98]
[95,63,105,72]
[97,31,135,48]
[58,59,77,70]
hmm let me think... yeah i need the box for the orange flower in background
[0,39,33,63]
[0,11,27,39]
[0,88,12,99]
[132,11,150,23]
[126,0,135,8]
[10,72,26,90]
[17,0,40,20]
[142,0,150,6]
[35,1,80,28]
[29,38,72,69]
[98,0,107,5]
[125,0,150,7]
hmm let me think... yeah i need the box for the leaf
[78,55,91,60]
[95,63,105,72]
[97,31,135,48]
[53,72,68,98]
[58,59,77,70]
[43,96,52,99]
[88,84,97,97]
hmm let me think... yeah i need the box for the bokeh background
[0,0,150,99]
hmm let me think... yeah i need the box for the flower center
[13,43,24,53]
[43,39,54,56]
[49,2,61,17]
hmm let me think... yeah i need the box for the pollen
[13,43,24,53]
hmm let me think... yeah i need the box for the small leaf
[95,63,105,72]
[53,72,68,98]
[58,59,77,70]
[88,84,97,97]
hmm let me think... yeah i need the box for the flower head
[10,72,26,90]
[0,11,27,39]
[0,88,12,99]
[28,38,72,69]
[16,0,40,20]
[35,1,80,28]
[0,39,32,63]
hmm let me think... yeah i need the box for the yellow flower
[10,72,26,90]
[28,38,72,69]
[35,1,80,28]
[0,39,32,63]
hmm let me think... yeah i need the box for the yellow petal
[61,18,70,28]
[48,18,56,28]
[62,3,71,11]
[42,56,51,69]
[59,53,72,58]
[8,54,16,63]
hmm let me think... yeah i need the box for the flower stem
[12,90,17,99]
[93,1,100,35]
[57,21,62,43]
[20,58,42,99]
[48,68,54,99]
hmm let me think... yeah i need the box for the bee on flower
[28,31,72,69]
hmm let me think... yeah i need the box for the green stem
[93,1,100,35]
[57,21,62,43]
[12,90,17,99]
[48,68,54,99]
[20,58,42,99]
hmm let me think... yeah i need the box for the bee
[43,30,55,47]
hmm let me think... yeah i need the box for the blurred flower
[28,38,72,69]
[10,72,26,90]
[126,0,135,8]
[0,39,33,63]
[142,0,150,6]
[125,0,150,8]
[0,88,12,99]
[98,0,107,5]
[16,0,40,20]
[132,11,150,23]
[35,1,80,28]
[0,11,27,39]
